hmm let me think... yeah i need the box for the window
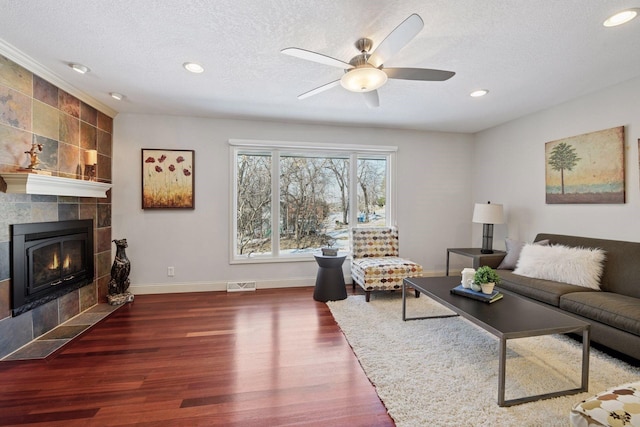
[231,140,396,262]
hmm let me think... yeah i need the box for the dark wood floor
[0,287,394,427]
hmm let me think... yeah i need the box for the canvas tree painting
[142,149,194,209]
[545,126,625,204]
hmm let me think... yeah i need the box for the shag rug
[327,293,640,427]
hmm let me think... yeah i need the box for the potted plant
[473,266,501,294]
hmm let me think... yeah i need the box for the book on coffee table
[450,284,503,303]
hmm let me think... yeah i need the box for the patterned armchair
[350,226,423,302]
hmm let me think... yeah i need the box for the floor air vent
[227,281,257,292]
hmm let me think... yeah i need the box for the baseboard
[128,271,439,295]
[427,270,447,277]
[129,276,319,295]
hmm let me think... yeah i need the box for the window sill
[231,252,351,265]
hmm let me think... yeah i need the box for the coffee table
[403,276,590,407]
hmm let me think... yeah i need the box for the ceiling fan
[281,13,455,108]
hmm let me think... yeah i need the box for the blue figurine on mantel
[107,238,133,306]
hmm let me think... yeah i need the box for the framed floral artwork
[142,149,194,209]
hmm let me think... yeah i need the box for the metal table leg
[498,325,590,407]
[402,279,458,322]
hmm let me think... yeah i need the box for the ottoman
[570,382,640,427]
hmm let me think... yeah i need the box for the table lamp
[472,201,504,254]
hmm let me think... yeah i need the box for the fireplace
[11,219,94,316]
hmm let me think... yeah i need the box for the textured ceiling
[1,0,640,133]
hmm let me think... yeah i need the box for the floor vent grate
[227,281,257,292]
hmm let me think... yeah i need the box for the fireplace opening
[11,219,94,316]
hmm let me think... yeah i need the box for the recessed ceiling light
[470,89,489,98]
[70,63,90,74]
[183,62,204,73]
[110,92,124,101]
[603,9,638,27]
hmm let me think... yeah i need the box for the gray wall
[112,115,474,293]
[472,75,640,246]
[113,74,640,295]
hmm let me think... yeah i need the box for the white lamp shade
[472,203,504,224]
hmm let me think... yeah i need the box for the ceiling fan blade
[367,14,424,68]
[362,90,380,108]
[281,47,354,69]
[384,67,455,81]
[297,79,341,99]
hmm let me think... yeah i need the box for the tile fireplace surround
[2,303,121,361]
[0,54,114,359]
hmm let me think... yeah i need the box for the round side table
[313,254,347,302]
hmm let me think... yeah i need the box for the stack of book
[450,284,503,303]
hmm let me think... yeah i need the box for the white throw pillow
[513,244,606,290]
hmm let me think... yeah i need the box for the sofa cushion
[560,292,640,337]
[498,270,592,306]
[535,234,640,299]
[514,244,606,290]
[351,257,422,291]
[497,238,549,270]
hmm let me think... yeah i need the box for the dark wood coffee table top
[404,276,588,339]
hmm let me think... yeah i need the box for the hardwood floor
[0,287,394,427]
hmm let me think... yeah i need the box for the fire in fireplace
[11,219,94,316]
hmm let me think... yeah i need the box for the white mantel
[1,173,112,198]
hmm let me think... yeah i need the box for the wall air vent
[227,281,256,292]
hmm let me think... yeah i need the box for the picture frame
[545,126,625,204]
[142,149,194,209]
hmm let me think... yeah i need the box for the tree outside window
[236,153,271,255]
[233,144,392,261]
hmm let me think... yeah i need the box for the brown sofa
[497,233,640,362]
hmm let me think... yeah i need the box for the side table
[446,248,507,276]
[313,255,347,302]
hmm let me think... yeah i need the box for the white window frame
[229,139,397,264]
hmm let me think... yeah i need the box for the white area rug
[327,293,640,426]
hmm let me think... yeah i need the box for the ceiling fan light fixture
[183,62,205,73]
[603,9,638,27]
[340,66,387,93]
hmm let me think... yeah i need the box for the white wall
[473,76,640,247]
[112,115,473,293]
